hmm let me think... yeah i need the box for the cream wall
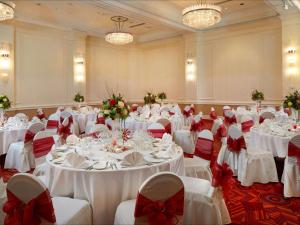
[86,36,185,103]
[184,17,283,105]
[0,16,287,109]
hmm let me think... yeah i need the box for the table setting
[248,119,300,157]
[45,131,184,225]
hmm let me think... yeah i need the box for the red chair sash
[168,112,175,116]
[225,115,237,125]
[288,142,300,167]
[46,120,58,129]
[183,110,191,118]
[183,152,194,158]
[131,105,138,112]
[33,137,55,158]
[96,116,105,125]
[215,124,227,139]
[37,113,45,120]
[227,136,246,153]
[3,189,56,225]
[165,123,172,134]
[211,162,234,199]
[148,129,166,139]
[259,116,265,124]
[190,120,204,132]
[134,188,184,225]
[194,137,214,160]
[210,111,217,119]
[241,120,254,133]
[60,116,73,124]
[58,117,73,140]
[24,130,35,143]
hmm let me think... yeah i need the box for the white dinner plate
[144,155,165,163]
[93,162,108,170]
[52,157,65,164]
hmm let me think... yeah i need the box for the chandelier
[182,0,222,29]
[0,1,15,21]
[105,16,133,45]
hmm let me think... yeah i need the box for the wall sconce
[0,43,10,72]
[74,56,85,82]
[186,58,195,81]
[286,47,298,77]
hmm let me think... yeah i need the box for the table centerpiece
[283,90,300,122]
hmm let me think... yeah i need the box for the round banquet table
[45,147,184,225]
[248,128,291,158]
[0,127,27,155]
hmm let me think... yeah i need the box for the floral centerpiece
[251,89,264,108]
[73,93,84,103]
[144,92,157,105]
[101,93,130,146]
[283,90,300,121]
[0,95,11,126]
[157,92,167,103]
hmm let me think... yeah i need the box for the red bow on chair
[3,190,56,225]
[212,162,234,199]
[190,120,204,132]
[227,136,246,153]
[241,120,254,133]
[58,117,73,140]
[37,113,45,120]
[259,116,265,124]
[24,130,35,143]
[225,115,237,125]
[168,111,175,116]
[210,111,217,120]
[288,142,300,167]
[134,188,184,225]
[216,124,227,139]
[183,110,191,118]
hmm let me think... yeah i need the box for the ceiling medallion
[105,16,133,45]
[182,0,222,29]
[0,1,15,21]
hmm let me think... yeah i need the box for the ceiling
[8,0,300,43]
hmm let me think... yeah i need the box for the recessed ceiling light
[36,3,41,6]
[240,3,245,6]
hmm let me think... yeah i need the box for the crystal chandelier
[0,1,15,21]
[182,0,222,29]
[105,16,133,45]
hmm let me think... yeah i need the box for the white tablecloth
[45,148,184,225]
[0,128,27,155]
[248,129,291,157]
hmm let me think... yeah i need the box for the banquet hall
[0,0,300,224]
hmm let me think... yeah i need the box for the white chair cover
[4,122,45,172]
[114,172,184,225]
[4,173,92,225]
[282,135,300,197]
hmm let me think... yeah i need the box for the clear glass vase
[0,109,5,127]
[111,119,120,146]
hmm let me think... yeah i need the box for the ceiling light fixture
[105,16,133,45]
[0,1,15,21]
[182,0,222,29]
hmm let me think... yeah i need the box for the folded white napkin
[66,134,80,145]
[162,133,172,145]
[121,152,145,167]
[64,152,89,169]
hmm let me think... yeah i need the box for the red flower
[109,99,117,106]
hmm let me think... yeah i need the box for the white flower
[3,98,7,102]
[0,104,3,108]
[118,101,125,108]
[104,110,110,115]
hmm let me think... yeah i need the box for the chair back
[131,104,139,112]
[190,114,204,132]
[24,122,45,143]
[157,118,171,134]
[147,122,166,138]
[288,135,300,166]
[134,172,184,225]
[224,110,236,125]
[194,130,214,160]
[259,111,275,123]
[14,113,28,120]
[211,119,227,139]
[227,125,246,153]
[210,107,217,119]
[32,131,56,158]
[4,173,56,224]
[240,115,254,132]
[60,111,72,122]
[46,113,60,129]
